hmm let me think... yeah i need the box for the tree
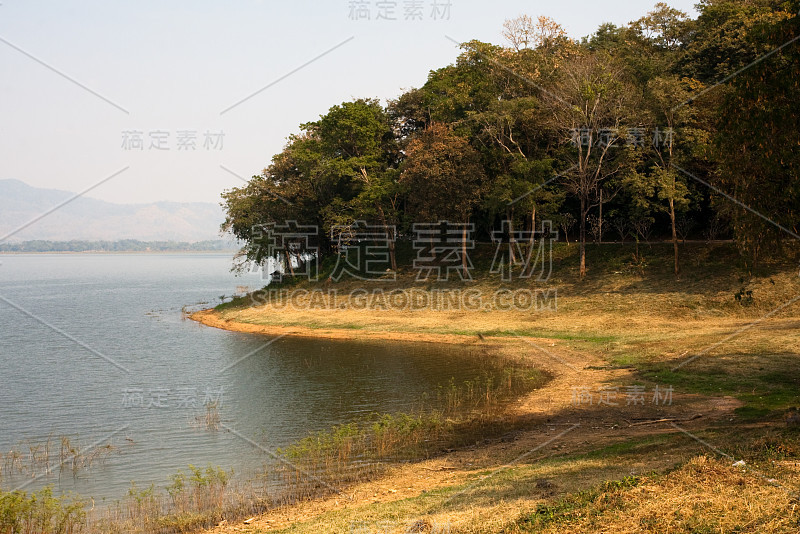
[679,0,795,83]
[312,99,402,270]
[219,1,799,281]
[473,97,561,256]
[400,124,486,277]
[222,99,402,276]
[620,153,657,264]
[221,129,329,275]
[630,2,691,50]
[543,51,638,277]
[502,15,568,52]
[713,0,800,269]
[645,76,700,274]
[389,41,501,134]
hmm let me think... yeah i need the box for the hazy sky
[1,0,699,204]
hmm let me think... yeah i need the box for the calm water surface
[0,253,488,503]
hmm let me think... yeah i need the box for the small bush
[0,485,86,534]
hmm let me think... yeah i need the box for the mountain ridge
[0,179,227,242]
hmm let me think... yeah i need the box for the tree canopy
[222,0,800,277]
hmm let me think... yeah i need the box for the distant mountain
[0,239,237,253]
[0,179,228,242]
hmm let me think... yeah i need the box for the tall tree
[645,76,702,274]
[400,124,486,277]
[543,51,638,277]
[312,99,402,270]
[713,0,800,269]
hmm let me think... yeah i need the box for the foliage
[220,2,800,279]
[0,486,86,534]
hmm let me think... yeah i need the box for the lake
[0,253,488,503]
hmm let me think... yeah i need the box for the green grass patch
[638,360,800,419]
[517,475,641,530]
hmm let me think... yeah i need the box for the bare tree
[675,214,695,244]
[587,214,603,244]
[559,212,576,245]
[611,217,629,243]
[543,52,638,276]
[502,15,567,51]
[631,217,654,263]
[704,215,725,243]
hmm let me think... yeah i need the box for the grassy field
[191,242,800,532]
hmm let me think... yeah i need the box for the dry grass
[215,426,799,533]
[208,243,800,364]
[518,456,799,533]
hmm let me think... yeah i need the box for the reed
[270,357,547,503]
[203,402,221,431]
[0,435,119,483]
[189,402,222,432]
[89,465,273,534]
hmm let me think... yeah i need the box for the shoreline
[189,308,497,346]
[190,305,571,533]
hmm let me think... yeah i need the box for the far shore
[0,250,237,255]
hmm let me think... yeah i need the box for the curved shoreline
[189,308,494,346]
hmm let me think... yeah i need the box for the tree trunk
[667,133,678,275]
[669,197,679,275]
[506,207,516,264]
[388,239,397,271]
[598,189,603,245]
[462,224,469,279]
[376,205,397,271]
[284,249,295,278]
[529,207,537,246]
[579,197,587,277]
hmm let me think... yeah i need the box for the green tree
[645,75,701,274]
[679,0,795,83]
[312,99,402,270]
[713,0,800,269]
[400,124,486,277]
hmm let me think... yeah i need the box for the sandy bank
[189,308,493,346]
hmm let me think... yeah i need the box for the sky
[0,0,700,205]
